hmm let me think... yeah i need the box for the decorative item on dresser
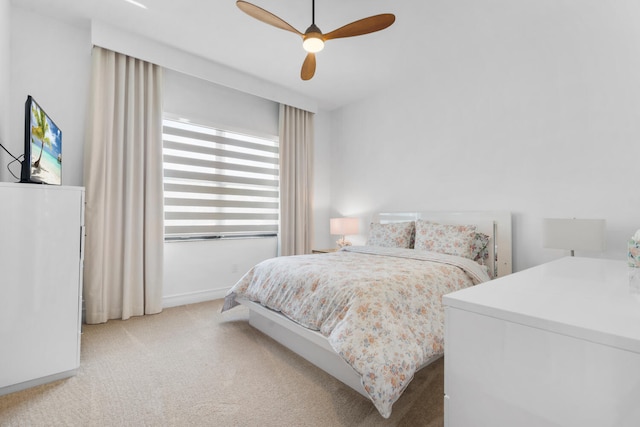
[542,217,606,256]
[222,211,512,418]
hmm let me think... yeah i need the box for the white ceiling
[12,0,421,110]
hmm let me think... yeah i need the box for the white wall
[164,69,279,136]
[163,237,278,306]
[329,0,640,271]
[9,7,91,186]
[0,0,10,182]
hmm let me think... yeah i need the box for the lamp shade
[330,217,359,236]
[542,218,606,252]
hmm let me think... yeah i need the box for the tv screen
[20,96,62,185]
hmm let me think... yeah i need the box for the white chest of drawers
[0,183,84,395]
[443,257,640,427]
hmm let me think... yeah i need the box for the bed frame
[237,211,512,398]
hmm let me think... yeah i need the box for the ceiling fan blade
[324,13,395,40]
[301,53,316,80]
[236,1,302,35]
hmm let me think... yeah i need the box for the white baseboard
[0,369,77,397]
[82,288,231,321]
[162,288,230,308]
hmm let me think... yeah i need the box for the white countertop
[443,257,640,354]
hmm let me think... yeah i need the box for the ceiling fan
[236,0,395,81]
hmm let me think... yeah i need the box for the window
[162,118,279,240]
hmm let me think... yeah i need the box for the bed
[222,211,512,418]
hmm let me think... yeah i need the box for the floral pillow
[471,232,491,264]
[367,221,415,248]
[414,220,477,259]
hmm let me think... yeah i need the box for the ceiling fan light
[303,34,324,53]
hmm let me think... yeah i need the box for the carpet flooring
[0,299,444,426]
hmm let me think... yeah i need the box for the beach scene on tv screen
[29,103,61,185]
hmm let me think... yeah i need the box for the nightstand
[312,248,339,254]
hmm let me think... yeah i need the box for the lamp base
[336,237,352,248]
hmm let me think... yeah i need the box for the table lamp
[542,218,606,256]
[330,217,359,248]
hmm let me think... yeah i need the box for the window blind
[163,119,279,240]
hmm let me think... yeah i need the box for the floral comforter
[222,246,490,418]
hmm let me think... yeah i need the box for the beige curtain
[83,46,164,324]
[278,104,314,256]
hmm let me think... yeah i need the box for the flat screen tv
[20,96,62,185]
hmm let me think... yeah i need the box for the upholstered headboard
[371,211,512,278]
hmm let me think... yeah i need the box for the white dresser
[0,183,84,395]
[443,257,640,427]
